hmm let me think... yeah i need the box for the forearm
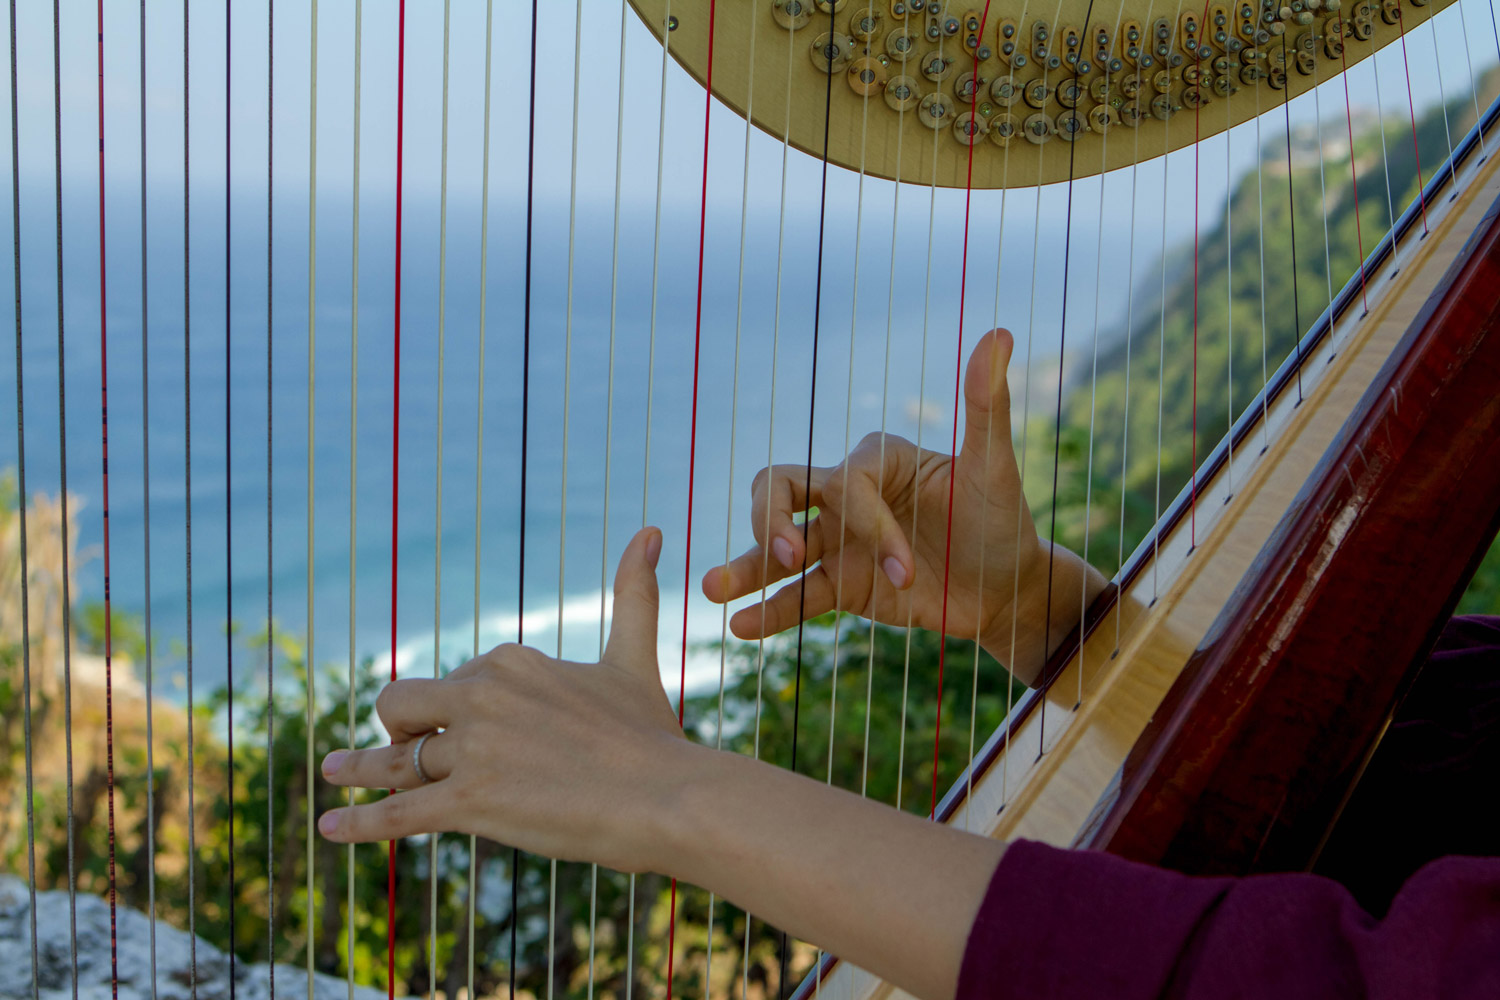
[649,741,1006,1000]
[983,538,1110,686]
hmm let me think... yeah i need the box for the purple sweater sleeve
[956,842,1500,999]
[957,617,1500,999]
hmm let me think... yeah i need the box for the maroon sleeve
[957,617,1500,999]
[956,842,1500,999]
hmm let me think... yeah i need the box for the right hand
[702,329,1048,667]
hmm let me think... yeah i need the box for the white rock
[0,876,403,1000]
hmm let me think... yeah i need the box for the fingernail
[884,556,907,589]
[645,529,662,570]
[773,537,795,569]
[321,751,347,778]
[317,811,340,836]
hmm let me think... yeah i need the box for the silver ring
[412,731,437,784]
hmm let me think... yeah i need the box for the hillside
[1030,75,1500,605]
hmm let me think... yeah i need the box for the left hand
[316,527,688,873]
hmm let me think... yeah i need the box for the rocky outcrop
[0,875,404,1000]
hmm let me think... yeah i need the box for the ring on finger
[412,730,439,784]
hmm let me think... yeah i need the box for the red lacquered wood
[1082,189,1500,875]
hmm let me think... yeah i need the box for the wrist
[635,736,729,878]
[977,534,1050,679]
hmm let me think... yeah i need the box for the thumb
[604,526,663,678]
[958,329,1016,472]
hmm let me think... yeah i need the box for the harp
[3,2,1499,1000]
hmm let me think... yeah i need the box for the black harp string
[50,2,80,994]
[1038,0,1099,750]
[138,1,160,995]
[780,0,839,994]
[95,0,121,992]
[9,1,42,996]
[514,0,541,995]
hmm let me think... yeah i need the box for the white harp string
[429,1,452,994]
[346,4,362,999]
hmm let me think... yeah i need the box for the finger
[750,465,827,570]
[825,465,914,591]
[701,519,826,604]
[317,784,449,844]
[958,329,1016,474]
[321,731,456,790]
[375,677,463,741]
[604,526,663,677]
[728,567,839,640]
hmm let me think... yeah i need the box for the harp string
[388,2,405,996]
[51,2,82,993]
[222,4,236,991]
[134,0,161,992]
[430,1,451,996]
[1190,0,1207,552]
[632,0,673,992]
[598,2,630,990]
[182,1,198,991]
[804,3,880,987]
[666,0,720,987]
[994,0,1029,808]
[347,3,361,998]
[1151,0,1188,601]
[1114,0,1151,656]
[303,1,317,995]
[931,0,996,816]
[1311,41,1336,330]
[550,0,584,992]
[1036,0,1099,753]
[1079,0,1136,715]
[468,1,493,994]
[742,15,798,997]
[1255,54,1271,454]
[8,2,41,996]
[515,0,537,993]
[1394,4,1431,232]
[1372,50,1406,274]
[1277,32,1307,407]
[262,1,275,995]
[1429,21,1462,192]
[896,16,949,817]
[1337,6,1373,314]
[1009,0,1051,753]
[1456,0,1488,157]
[95,0,122,991]
[1224,36,1236,501]
[704,0,762,994]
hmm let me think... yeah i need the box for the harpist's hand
[704,329,1100,684]
[318,524,1009,1000]
[315,527,687,872]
